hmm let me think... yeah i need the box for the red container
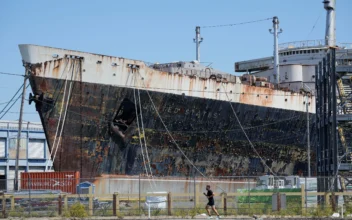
[21,171,80,194]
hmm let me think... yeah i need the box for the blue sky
[0,0,351,122]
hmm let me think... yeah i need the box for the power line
[306,11,324,40]
[0,71,24,77]
[201,17,272,28]
[1,112,37,114]
[0,100,16,106]
[0,84,25,119]
[0,84,30,120]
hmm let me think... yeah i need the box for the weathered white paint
[19,44,315,113]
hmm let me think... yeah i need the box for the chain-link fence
[0,175,351,218]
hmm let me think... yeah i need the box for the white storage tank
[280,65,303,83]
[302,65,316,82]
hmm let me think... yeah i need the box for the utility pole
[269,17,283,88]
[306,94,311,177]
[14,72,28,191]
[193,26,203,62]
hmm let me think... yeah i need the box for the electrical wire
[306,11,324,40]
[0,100,16,106]
[0,84,24,115]
[201,17,272,28]
[1,111,37,114]
[0,84,29,120]
[0,71,24,77]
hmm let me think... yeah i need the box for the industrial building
[0,121,53,191]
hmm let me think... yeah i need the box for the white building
[0,121,53,191]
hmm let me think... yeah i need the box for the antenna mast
[269,17,283,87]
[194,26,203,62]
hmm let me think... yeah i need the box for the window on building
[28,139,45,159]
[285,72,288,80]
[0,139,5,158]
[9,138,27,159]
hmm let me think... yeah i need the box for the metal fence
[0,175,352,218]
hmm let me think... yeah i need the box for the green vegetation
[67,202,88,218]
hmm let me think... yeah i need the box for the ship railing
[279,39,325,50]
[338,43,352,49]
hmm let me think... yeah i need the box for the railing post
[277,192,281,212]
[113,193,116,216]
[88,186,93,216]
[58,195,62,216]
[1,192,5,218]
[64,194,68,211]
[10,195,14,211]
[195,184,200,207]
[234,193,238,212]
[325,192,330,207]
[223,192,227,215]
[113,193,119,216]
[116,192,120,214]
[301,183,306,215]
[167,192,172,216]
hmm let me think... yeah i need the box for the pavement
[7,215,352,220]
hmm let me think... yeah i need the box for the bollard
[167,192,172,216]
[58,195,62,216]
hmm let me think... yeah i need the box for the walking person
[204,185,220,219]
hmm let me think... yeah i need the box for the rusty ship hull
[19,45,316,178]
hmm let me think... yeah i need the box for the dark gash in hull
[30,75,316,178]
